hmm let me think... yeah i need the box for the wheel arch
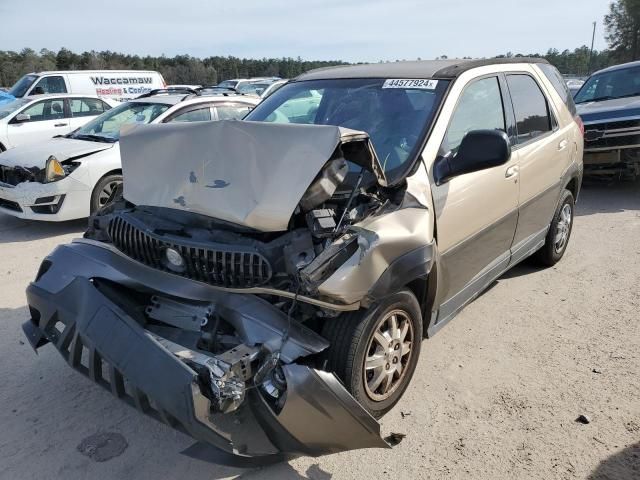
[362,243,438,339]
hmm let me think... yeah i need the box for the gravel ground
[0,181,638,480]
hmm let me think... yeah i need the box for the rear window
[538,63,577,116]
[506,74,552,144]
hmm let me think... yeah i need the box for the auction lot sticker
[383,79,438,89]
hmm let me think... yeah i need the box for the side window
[70,98,107,117]
[538,63,576,116]
[19,99,65,122]
[32,76,67,94]
[442,76,505,154]
[215,103,253,120]
[169,107,212,123]
[506,74,552,144]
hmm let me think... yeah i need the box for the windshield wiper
[72,133,115,143]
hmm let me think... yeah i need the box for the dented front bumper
[22,241,390,465]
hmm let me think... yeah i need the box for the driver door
[431,75,519,325]
[7,98,69,147]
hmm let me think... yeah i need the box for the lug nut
[392,357,398,364]
[385,363,390,370]
[394,344,400,350]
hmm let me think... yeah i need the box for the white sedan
[0,90,259,221]
[0,94,117,152]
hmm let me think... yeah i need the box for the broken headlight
[42,156,80,183]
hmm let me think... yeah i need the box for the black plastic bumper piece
[22,241,389,465]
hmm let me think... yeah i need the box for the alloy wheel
[554,203,572,253]
[363,309,414,402]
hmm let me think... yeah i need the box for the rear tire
[534,189,575,267]
[321,289,422,419]
[90,173,122,214]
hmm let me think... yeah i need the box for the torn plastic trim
[23,275,390,465]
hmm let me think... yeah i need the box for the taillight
[575,115,584,137]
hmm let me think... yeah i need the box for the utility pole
[588,21,596,75]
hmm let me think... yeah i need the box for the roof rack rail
[196,86,252,97]
[137,87,200,99]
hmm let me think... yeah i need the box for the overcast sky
[0,0,610,62]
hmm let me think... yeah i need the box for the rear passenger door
[505,73,571,262]
[68,98,110,131]
[6,98,69,147]
[432,75,520,323]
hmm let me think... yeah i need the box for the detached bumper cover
[23,242,389,465]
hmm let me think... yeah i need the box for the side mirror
[14,113,31,123]
[434,130,511,185]
[31,86,45,95]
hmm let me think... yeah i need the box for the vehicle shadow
[0,304,331,480]
[587,442,640,479]
[575,178,640,217]
[0,212,86,243]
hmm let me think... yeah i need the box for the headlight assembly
[44,156,66,183]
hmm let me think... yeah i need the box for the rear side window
[70,98,108,117]
[538,63,577,116]
[169,107,212,123]
[506,74,552,144]
[216,103,253,120]
[441,76,505,154]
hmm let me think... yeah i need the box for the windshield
[245,78,449,180]
[8,74,39,97]
[575,66,640,103]
[70,101,170,142]
[0,98,32,120]
[217,80,238,89]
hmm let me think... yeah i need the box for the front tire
[90,173,122,214]
[321,289,423,418]
[534,189,575,266]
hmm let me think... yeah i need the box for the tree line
[0,49,347,88]
[0,46,618,89]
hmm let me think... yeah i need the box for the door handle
[558,139,568,151]
[54,123,68,127]
[505,165,519,178]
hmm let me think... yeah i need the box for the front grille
[107,215,272,288]
[584,119,640,150]
[0,197,22,212]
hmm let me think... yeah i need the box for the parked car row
[17,58,584,465]
[0,89,259,219]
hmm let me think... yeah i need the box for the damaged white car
[0,89,258,220]
[23,59,583,464]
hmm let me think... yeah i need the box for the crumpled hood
[577,95,640,124]
[0,137,113,169]
[120,120,386,232]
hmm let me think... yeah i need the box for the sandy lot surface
[0,181,638,480]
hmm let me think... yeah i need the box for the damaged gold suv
[22,58,583,465]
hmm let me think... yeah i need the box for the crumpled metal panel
[119,120,386,232]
